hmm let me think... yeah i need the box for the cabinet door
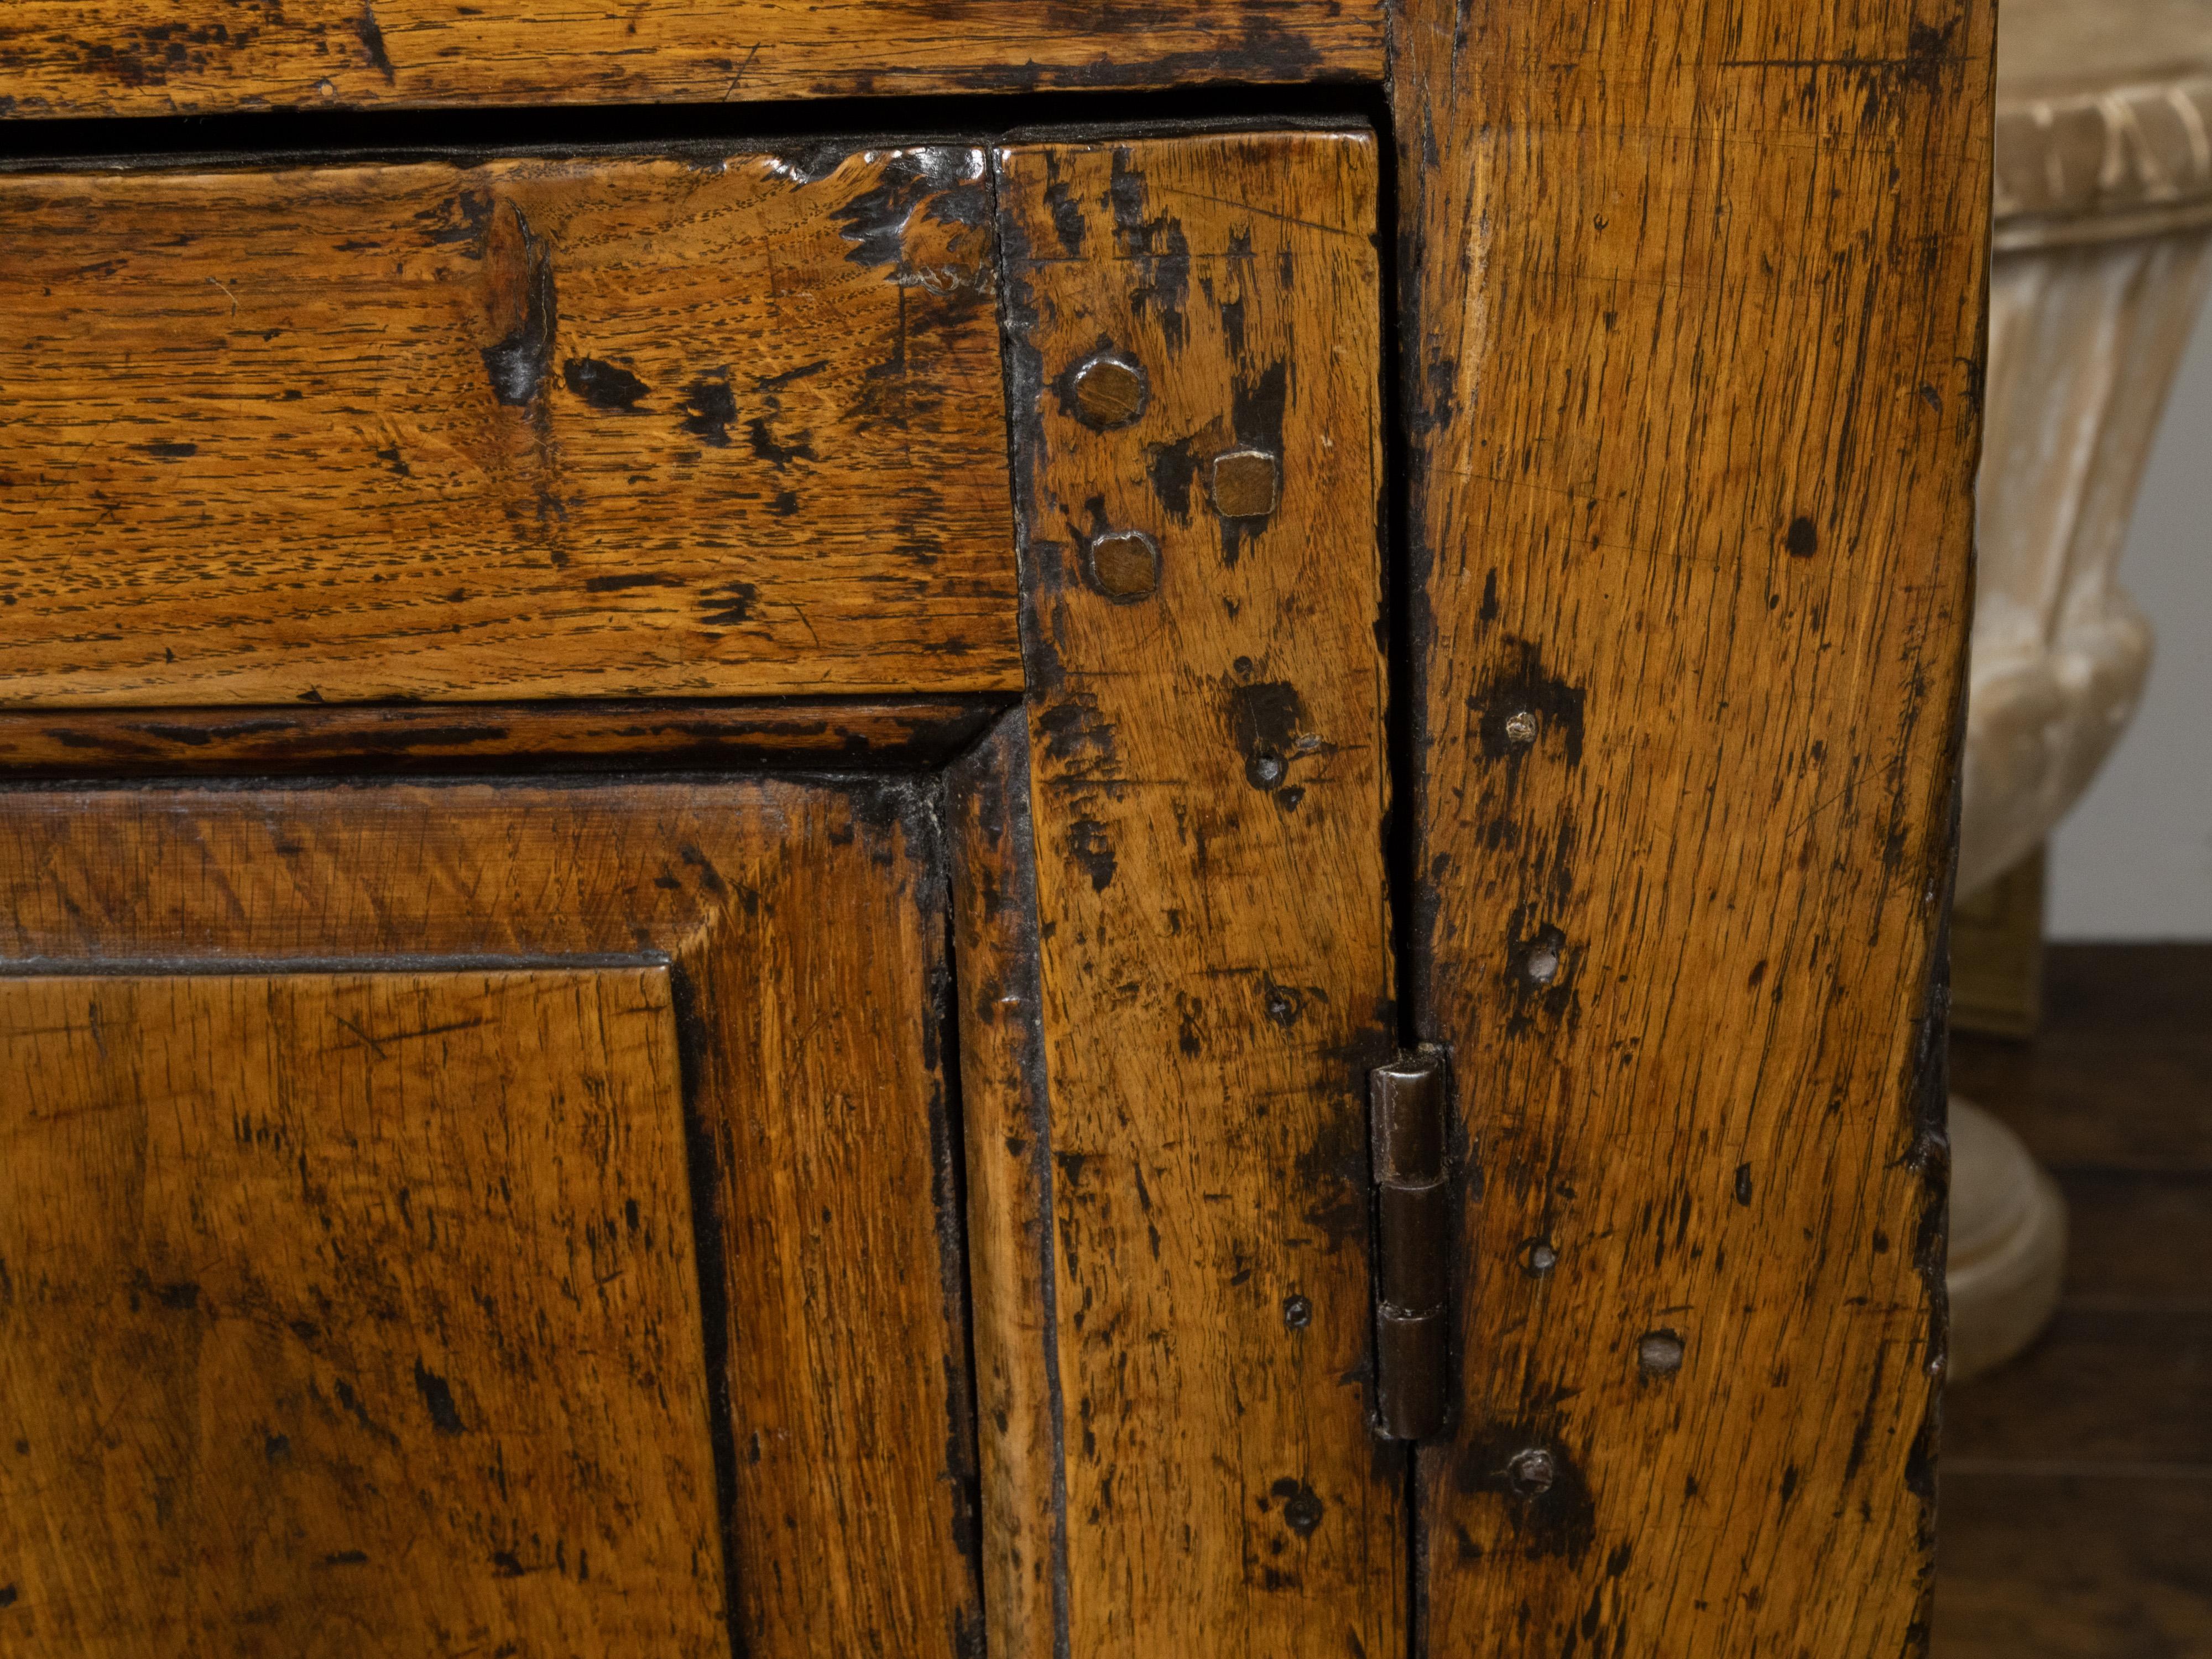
[0,127,1397,1658]
[0,778,982,1655]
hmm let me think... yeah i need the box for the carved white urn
[1949,0,2212,1381]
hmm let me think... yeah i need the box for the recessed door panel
[0,779,978,1657]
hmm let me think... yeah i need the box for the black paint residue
[583,571,682,593]
[412,1358,465,1436]
[1035,692,1118,771]
[1270,1477,1326,1538]
[1145,435,1199,521]
[1221,359,1289,565]
[678,375,737,446]
[1450,1426,1599,1565]
[1261,977,1306,1029]
[416,189,494,247]
[563,357,649,410]
[755,359,830,392]
[1044,178,1086,257]
[355,3,395,82]
[1227,679,1307,792]
[480,205,556,408]
[1109,147,1191,352]
[831,147,990,288]
[698,581,758,627]
[1468,640,1587,766]
[1292,1107,1369,1255]
[745,415,816,468]
[769,142,852,186]
[1067,818,1117,892]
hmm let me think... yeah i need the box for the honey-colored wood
[0,777,979,1656]
[0,148,1018,705]
[1391,2,1993,1652]
[0,697,1003,776]
[0,966,728,1655]
[948,711,1064,1659]
[0,2,1381,121]
[997,131,1400,1656]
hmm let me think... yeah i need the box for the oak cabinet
[0,4,1991,1655]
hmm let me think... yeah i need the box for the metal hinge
[1370,1048,1452,1440]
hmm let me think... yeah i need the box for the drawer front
[0,2,1383,121]
[0,147,1020,705]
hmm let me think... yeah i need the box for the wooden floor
[1936,945,2212,1658]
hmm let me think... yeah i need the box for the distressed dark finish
[0,147,1018,705]
[0,697,1004,776]
[1391,1,1993,1652]
[998,131,1400,1656]
[0,779,980,1657]
[0,2,1382,121]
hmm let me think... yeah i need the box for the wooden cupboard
[0,7,1991,1656]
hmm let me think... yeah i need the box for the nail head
[1071,353,1148,430]
[1637,1330,1685,1376]
[1506,1448,1556,1497]
[1083,529,1161,603]
[1210,448,1280,520]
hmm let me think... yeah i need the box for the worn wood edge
[995,129,1403,1654]
[1386,3,1991,1652]
[0,8,1383,123]
[946,709,1071,1659]
[665,775,988,1653]
[0,697,1012,778]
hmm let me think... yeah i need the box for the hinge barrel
[1370,1050,1451,1439]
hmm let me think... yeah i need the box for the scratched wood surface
[0,966,729,1656]
[1391,2,1992,1653]
[0,147,1017,705]
[0,778,979,1656]
[0,696,1003,776]
[0,2,1382,120]
[948,711,1063,1659]
[998,132,1400,1656]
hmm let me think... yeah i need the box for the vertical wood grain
[0,778,982,1658]
[949,712,1067,1659]
[678,781,987,1657]
[0,967,729,1655]
[1390,2,1993,1652]
[998,131,1401,1657]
